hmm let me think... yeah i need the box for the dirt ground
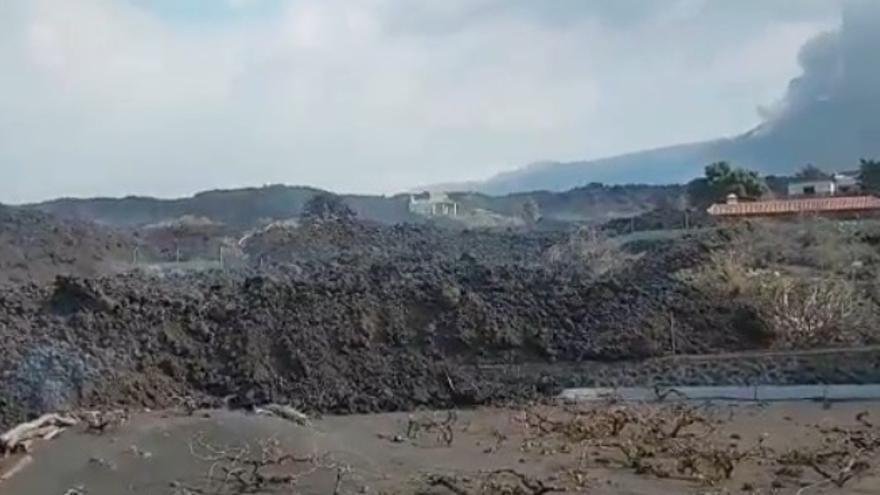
[2,401,880,495]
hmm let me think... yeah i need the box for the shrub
[723,219,877,273]
[680,236,875,348]
[683,248,755,298]
[544,227,637,277]
[755,275,866,347]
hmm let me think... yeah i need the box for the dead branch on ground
[79,409,129,435]
[407,410,458,447]
[420,469,563,495]
[776,412,879,488]
[0,413,78,455]
[184,432,341,494]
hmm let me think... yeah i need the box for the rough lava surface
[4,217,880,429]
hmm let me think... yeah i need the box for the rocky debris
[49,277,118,315]
[0,226,805,430]
[241,217,564,267]
[0,205,136,285]
[0,217,873,431]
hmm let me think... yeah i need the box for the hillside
[27,183,684,229]
[31,185,417,228]
[477,106,880,194]
[477,142,721,194]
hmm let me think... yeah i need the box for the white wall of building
[787,180,836,196]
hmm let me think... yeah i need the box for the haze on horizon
[0,0,846,203]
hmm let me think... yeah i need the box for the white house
[833,173,859,193]
[408,192,458,217]
[787,173,859,197]
[787,179,836,197]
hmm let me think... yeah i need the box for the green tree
[795,164,830,180]
[859,159,880,194]
[687,161,768,206]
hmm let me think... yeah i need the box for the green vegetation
[794,164,830,180]
[687,161,768,207]
[859,158,880,194]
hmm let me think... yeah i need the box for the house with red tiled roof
[708,193,880,218]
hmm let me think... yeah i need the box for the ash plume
[759,0,880,135]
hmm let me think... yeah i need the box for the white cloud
[0,0,839,202]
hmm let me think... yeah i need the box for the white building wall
[787,180,836,197]
[408,192,459,217]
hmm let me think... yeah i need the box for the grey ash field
[3,402,880,494]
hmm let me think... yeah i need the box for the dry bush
[406,411,459,447]
[756,275,867,347]
[477,469,562,495]
[725,220,877,273]
[776,412,880,489]
[543,227,637,277]
[680,223,877,348]
[177,433,345,495]
[519,404,637,443]
[519,403,716,446]
[420,470,563,495]
[516,403,752,486]
[797,220,878,272]
[670,439,769,486]
[681,248,756,298]
[777,449,869,489]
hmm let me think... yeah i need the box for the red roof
[708,195,880,217]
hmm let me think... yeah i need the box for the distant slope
[28,182,684,229]
[479,105,880,194]
[30,185,418,228]
[474,1,880,194]
[478,142,722,194]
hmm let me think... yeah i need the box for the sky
[0,0,845,203]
